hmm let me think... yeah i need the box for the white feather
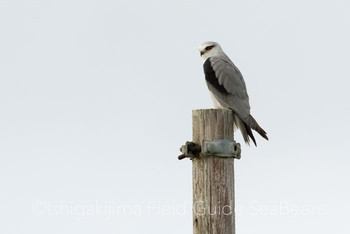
[209,91,224,109]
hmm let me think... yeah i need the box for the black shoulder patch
[203,58,228,94]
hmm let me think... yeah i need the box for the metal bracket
[202,139,241,159]
[178,140,241,160]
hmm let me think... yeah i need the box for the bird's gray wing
[204,55,251,119]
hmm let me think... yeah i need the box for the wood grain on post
[192,109,235,234]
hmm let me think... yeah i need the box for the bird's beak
[200,50,204,56]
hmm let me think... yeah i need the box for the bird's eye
[206,46,214,50]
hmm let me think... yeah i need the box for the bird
[199,41,268,146]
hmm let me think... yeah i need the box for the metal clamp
[178,140,241,160]
[202,139,241,159]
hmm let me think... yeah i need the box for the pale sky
[1,0,349,233]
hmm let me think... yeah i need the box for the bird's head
[198,41,223,61]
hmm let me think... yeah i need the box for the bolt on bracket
[178,141,201,160]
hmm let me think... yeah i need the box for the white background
[1,0,349,233]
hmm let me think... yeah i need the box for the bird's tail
[233,113,268,146]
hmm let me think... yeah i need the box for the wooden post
[192,109,235,234]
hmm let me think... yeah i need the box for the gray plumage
[199,41,268,146]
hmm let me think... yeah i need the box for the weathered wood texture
[192,109,235,234]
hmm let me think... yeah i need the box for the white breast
[209,91,225,109]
